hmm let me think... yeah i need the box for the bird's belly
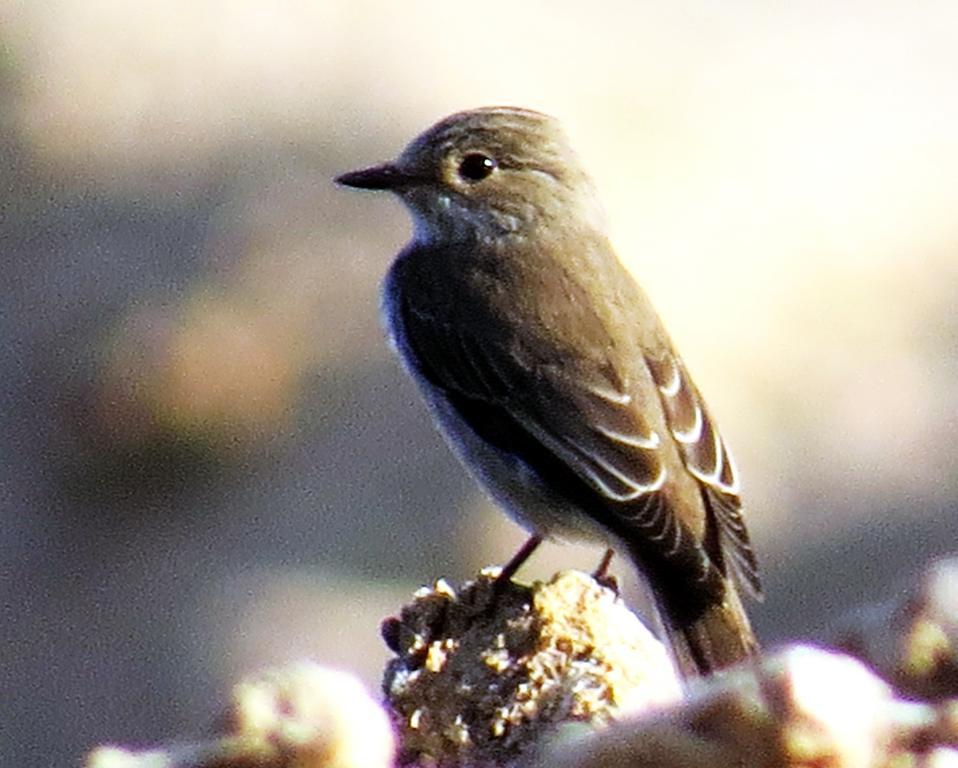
[425,392,612,545]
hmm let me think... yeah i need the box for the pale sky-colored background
[2,1,957,765]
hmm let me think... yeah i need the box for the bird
[336,106,762,679]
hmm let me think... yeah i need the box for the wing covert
[396,291,667,509]
[646,353,763,597]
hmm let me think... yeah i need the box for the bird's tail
[658,579,759,680]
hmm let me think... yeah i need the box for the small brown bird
[337,107,762,679]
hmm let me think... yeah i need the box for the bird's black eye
[458,153,497,182]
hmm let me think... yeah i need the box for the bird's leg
[592,548,619,592]
[495,534,542,588]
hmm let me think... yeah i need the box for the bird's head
[336,107,605,243]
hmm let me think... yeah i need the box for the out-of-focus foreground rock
[85,556,958,768]
[835,557,958,702]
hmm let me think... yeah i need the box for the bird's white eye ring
[458,153,497,182]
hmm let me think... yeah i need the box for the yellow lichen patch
[425,643,449,673]
[903,618,951,681]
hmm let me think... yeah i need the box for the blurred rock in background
[2,1,957,766]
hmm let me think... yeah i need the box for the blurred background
[2,0,957,764]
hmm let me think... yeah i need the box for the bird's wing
[645,354,763,597]
[394,289,714,585]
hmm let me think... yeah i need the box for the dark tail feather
[659,579,759,680]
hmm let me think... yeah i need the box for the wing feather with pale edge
[395,291,716,584]
[646,354,763,597]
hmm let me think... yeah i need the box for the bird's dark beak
[335,162,417,191]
